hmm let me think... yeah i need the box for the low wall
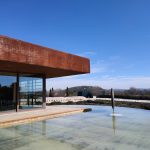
[46,96,150,104]
[46,96,87,103]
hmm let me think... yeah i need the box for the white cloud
[91,67,106,73]
[46,55,150,90]
[99,76,150,89]
[75,50,96,57]
[91,63,107,74]
[46,75,150,90]
[84,51,96,55]
[90,60,113,74]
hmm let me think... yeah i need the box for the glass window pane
[0,74,16,111]
[19,75,43,109]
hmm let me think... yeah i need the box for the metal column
[16,73,19,112]
[42,76,46,109]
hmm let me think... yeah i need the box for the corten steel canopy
[0,35,90,78]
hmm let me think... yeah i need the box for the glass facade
[0,73,44,112]
[0,74,17,111]
[19,76,43,109]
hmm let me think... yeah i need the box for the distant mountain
[69,86,103,96]
[47,86,150,100]
[47,86,104,97]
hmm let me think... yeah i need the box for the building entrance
[0,73,44,112]
[19,75,43,109]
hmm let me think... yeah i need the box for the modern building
[0,35,90,112]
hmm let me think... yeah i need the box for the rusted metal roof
[0,35,90,78]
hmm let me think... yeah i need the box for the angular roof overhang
[0,35,90,78]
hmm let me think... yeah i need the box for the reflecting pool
[0,105,150,150]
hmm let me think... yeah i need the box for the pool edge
[0,107,91,128]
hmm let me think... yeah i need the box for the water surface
[0,105,150,150]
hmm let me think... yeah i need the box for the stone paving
[0,106,89,128]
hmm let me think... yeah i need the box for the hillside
[47,86,150,100]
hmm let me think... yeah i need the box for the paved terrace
[0,106,91,128]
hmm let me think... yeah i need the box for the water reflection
[112,113,116,135]
[42,120,47,136]
[0,106,150,150]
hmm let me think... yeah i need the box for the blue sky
[0,0,150,89]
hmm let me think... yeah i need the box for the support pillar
[42,76,46,109]
[16,73,19,112]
